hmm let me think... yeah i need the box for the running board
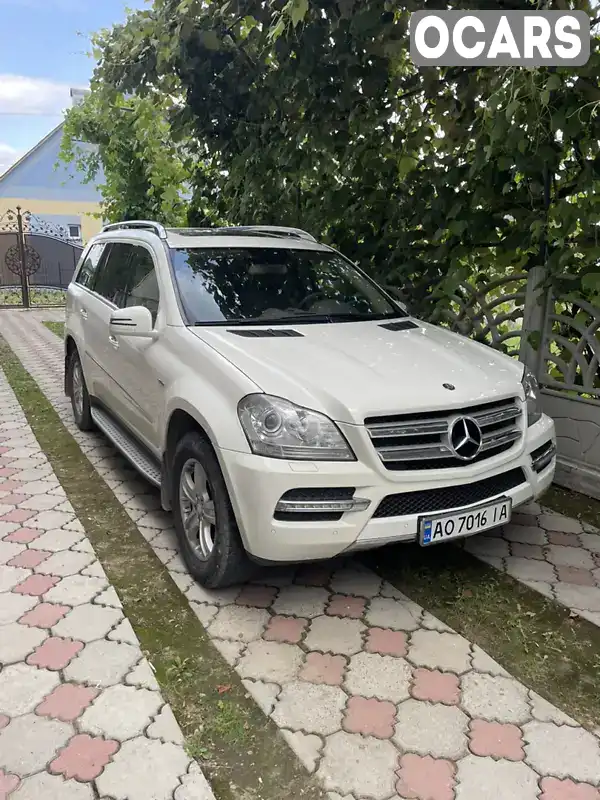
[90,406,161,487]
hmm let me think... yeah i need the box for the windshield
[170,247,401,325]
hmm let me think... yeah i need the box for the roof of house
[0,122,103,203]
[0,122,64,185]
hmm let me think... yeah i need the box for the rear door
[66,242,108,398]
[84,242,133,408]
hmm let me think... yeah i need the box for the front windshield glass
[170,247,401,325]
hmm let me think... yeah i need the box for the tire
[68,350,94,431]
[171,431,253,588]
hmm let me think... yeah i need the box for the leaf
[199,30,221,50]
[398,155,418,178]
[506,99,520,120]
[290,0,309,27]
[217,684,232,694]
[546,73,561,92]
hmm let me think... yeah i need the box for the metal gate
[0,207,83,307]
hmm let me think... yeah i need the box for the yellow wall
[0,198,103,242]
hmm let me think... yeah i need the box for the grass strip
[363,535,600,730]
[0,337,325,800]
[42,321,65,338]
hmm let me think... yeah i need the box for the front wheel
[171,432,253,588]
[68,350,94,431]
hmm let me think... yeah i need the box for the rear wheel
[171,431,253,588]
[68,350,94,431]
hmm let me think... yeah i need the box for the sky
[0,0,147,175]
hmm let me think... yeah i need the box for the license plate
[419,497,512,546]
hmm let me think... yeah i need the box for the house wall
[0,198,102,241]
[0,125,104,242]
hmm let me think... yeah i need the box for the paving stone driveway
[1,310,600,800]
[0,370,215,799]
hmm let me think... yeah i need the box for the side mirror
[109,306,157,339]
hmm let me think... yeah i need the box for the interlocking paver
[300,652,346,686]
[208,605,269,641]
[303,615,365,656]
[0,663,60,715]
[26,637,83,670]
[461,672,531,725]
[396,753,456,800]
[147,705,184,744]
[237,640,303,683]
[43,575,106,606]
[281,730,322,773]
[95,737,190,800]
[272,586,329,618]
[80,684,162,741]
[272,682,346,735]
[408,629,472,674]
[52,604,122,643]
[469,719,525,760]
[455,755,539,799]
[523,721,600,783]
[10,771,94,799]
[394,700,469,759]
[242,679,280,715]
[317,731,397,799]
[0,591,38,624]
[0,713,72,776]
[263,615,307,644]
[49,734,119,781]
[345,651,411,702]
[411,668,460,705]
[0,622,46,665]
[36,684,99,722]
[366,596,421,631]
[538,777,600,800]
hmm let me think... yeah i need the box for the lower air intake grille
[373,468,526,518]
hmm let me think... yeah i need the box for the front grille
[373,467,526,518]
[365,398,522,471]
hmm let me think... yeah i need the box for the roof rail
[101,220,168,239]
[233,226,317,242]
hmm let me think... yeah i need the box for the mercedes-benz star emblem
[448,416,483,461]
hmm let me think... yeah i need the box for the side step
[90,406,161,487]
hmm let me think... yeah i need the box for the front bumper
[219,413,556,562]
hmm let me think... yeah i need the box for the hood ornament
[443,383,456,391]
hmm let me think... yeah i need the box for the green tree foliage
[61,0,600,314]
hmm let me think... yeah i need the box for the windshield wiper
[194,314,335,326]
[193,311,407,326]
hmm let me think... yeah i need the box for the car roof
[92,222,332,252]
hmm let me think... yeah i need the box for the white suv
[64,221,556,587]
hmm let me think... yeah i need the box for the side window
[92,243,159,324]
[93,243,133,307]
[75,243,106,289]
[125,246,160,324]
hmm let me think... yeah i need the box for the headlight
[522,367,542,426]
[237,394,355,460]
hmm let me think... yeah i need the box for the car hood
[191,319,524,423]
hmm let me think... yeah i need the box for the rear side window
[75,243,106,289]
[93,243,160,323]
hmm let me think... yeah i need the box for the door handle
[80,308,88,320]
[108,334,119,349]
